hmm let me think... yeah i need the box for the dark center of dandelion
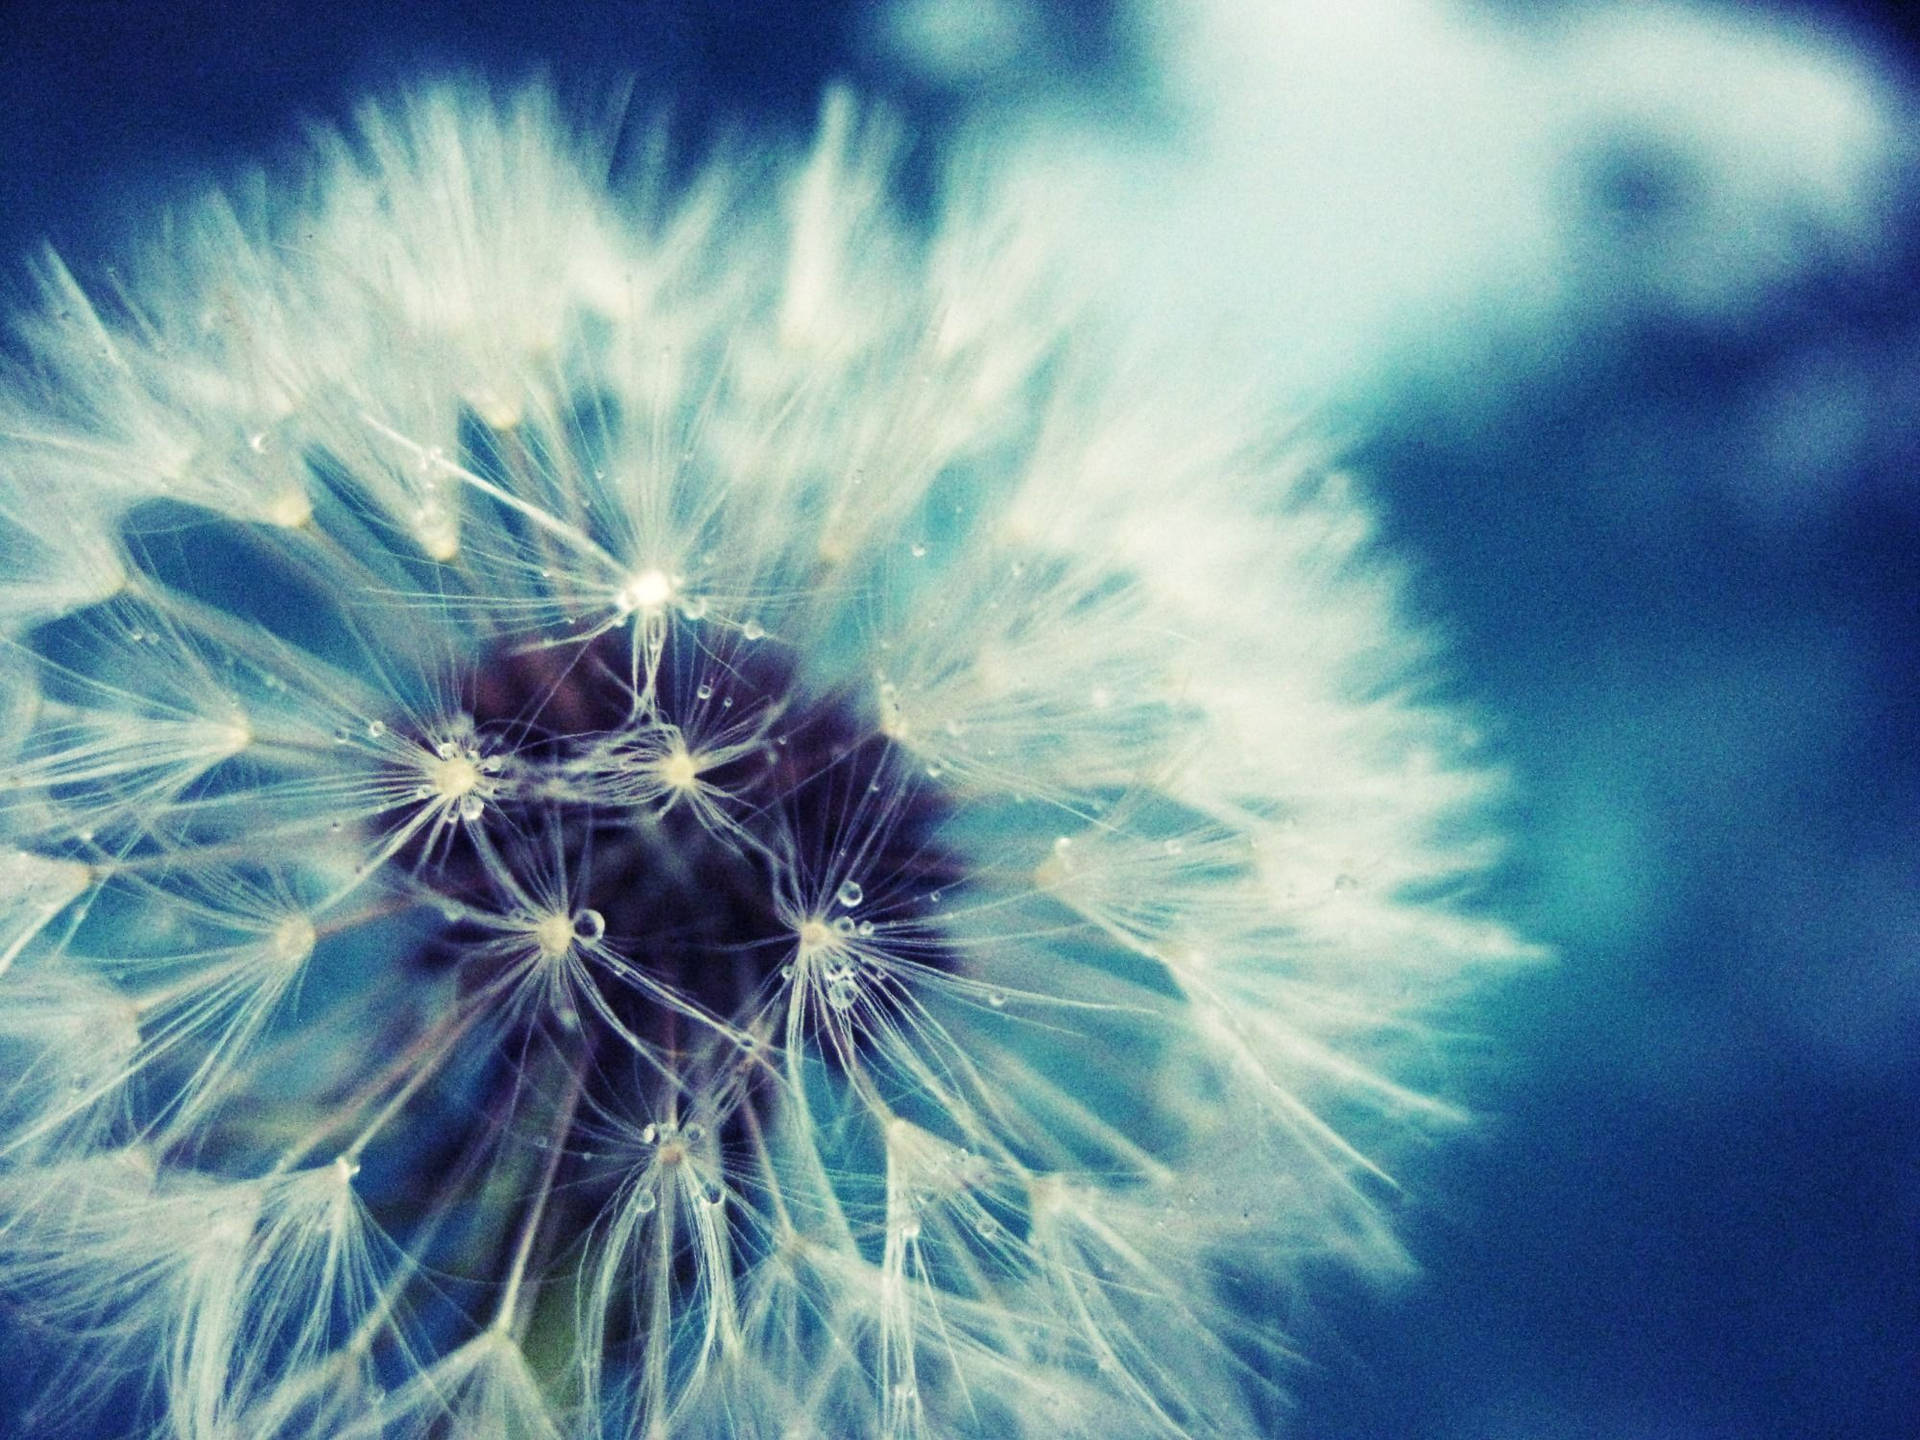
[409,619,964,1058]
[370,617,974,1339]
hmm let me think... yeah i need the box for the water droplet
[779,964,795,981]
[826,977,858,1010]
[702,1180,725,1207]
[986,989,1006,1008]
[435,740,458,760]
[857,920,875,937]
[631,1187,657,1215]
[835,879,864,908]
[909,541,927,558]
[640,1123,658,1145]
[1163,838,1185,856]
[899,1218,922,1240]
[832,915,856,938]
[740,618,765,641]
[679,595,709,621]
[573,909,606,942]
[366,720,387,739]
[332,726,351,744]
[457,794,485,822]
[695,682,713,701]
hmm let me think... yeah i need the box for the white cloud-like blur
[881,0,1909,401]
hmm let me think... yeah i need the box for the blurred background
[1,1,1914,1436]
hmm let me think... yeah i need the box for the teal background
[0,3,1914,1437]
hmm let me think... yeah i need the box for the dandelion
[0,80,1534,1439]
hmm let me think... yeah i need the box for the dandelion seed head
[0,76,1535,1440]
[653,739,700,793]
[615,567,677,616]
[268,914,316,967]
[795,916,838,955]
[425,747,481,804]
[528,909,576,961]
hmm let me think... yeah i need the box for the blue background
[0,3,1914,1437]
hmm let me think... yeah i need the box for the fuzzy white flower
[0,81,1533,1439]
